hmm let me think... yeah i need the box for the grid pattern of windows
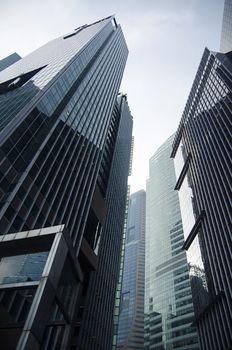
[0,17,132,350]
[145,135,199,350]
[172,48,232,350]
[117,190,145,349]
[112,186,130,350]
[76,95,133,350]
[0,17,128,248]
[220,0,232,53]
[0,19,114,130]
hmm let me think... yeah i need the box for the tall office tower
[220,0,232,52]
[76,94,133,350]
[0,53,21,72]
[171,48,232,350]
[0,16,132,350]
[145,135,199,350]
[117,189,146,350]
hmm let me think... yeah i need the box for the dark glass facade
[145,135,199,350]
[171,48,232,350]
[76,94,133,350]
[0,16,133,350]
[220,0,232,53]
[117,190,146,349]
[0,53,21,72]
[112,184,131,349]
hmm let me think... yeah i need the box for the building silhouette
[171,48,232,350]
[0,16,132,350]
[117,190,146,349]
[145,135,199,349]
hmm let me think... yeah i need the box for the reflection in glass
[0,252,48,284]
[145,135,199,349]
[174,139,187,180]
[187,233,209,317]
[178,170,196,241]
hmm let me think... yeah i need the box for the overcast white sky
[0,0,224,193]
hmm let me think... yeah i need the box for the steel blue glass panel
[0,253,48,284]
[145,135,199,349]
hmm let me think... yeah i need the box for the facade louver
[171,48,232,350]
[76,94,133,350]
[0,16,132,350]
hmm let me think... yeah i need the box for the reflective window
[177,170,196,241]
[0,252,48,284]
[187,233,209,317]
[174,138,187,180]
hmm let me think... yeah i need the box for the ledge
[174,153,191,191]
[182,210,206,250]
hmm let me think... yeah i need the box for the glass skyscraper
[171,47,232,350]
[117,190,146,349]
[76,93,133,350]
[220,0,232,52]
[0,53,21,72]
[145,135,199,349]
[0,16,132,350]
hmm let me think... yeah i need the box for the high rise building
[112,184,131,350]
[76,94,133,350]
[145,135,199,350]
[171,48,232,350]
[0,16,132,350]
[220,0,232,52]
[0,53,21,72]
[117,189,146,349]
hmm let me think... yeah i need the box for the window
[0,66,46,95]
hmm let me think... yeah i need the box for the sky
[0,0,225,193]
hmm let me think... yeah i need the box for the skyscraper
[76,94,133,350]
[117,190,146,349]
[145,135,199,349]
[0,53,21,72]
[171,47,232,350]
[220,0,232,52]
[0,16,132,350]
